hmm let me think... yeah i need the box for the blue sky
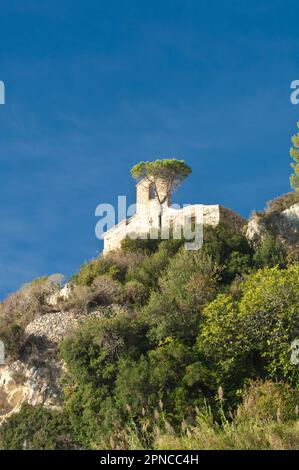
[0,0,298,298]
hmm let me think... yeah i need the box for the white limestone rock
[246,203,299,247]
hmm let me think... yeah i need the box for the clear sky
[0,0,298,298]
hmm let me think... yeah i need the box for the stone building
[102,177,246,254]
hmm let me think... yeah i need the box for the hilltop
[0,192,298,450]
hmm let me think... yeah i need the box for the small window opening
[149,183,155,200]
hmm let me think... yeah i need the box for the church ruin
[102,176,246,254]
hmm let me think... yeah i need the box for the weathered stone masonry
[102,177,246,254]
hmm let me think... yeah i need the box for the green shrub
[154,406,299,450]
[59,315,149,447]
[113,355,154,416]
[123,280,148,306]
[199,265,299,402]
[0,404,74,450]
[236,380,299,424]
[142,249,219,343]
[121,236,160,254]
[202,224,253,282]
[91,275,124,305]
[71,258,121,286]
[126,246,170,293]
[0,274,64,329]
[253,235,287,268]
[0,321,25,361]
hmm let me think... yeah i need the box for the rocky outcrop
[0,359,62,423]
[25,305,127,343]
[246,203,299,247]
[0,304,128,423]
[246,216,269,246]
[46,283,74,307]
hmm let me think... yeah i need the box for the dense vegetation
[0,193,298,450]
[290,121,299,190]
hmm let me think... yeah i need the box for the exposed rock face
[282,203,299,222]
[0,304,128,423]
[25,310,87,343]
[246,216,268,246]
[246,203,299,247]
[25,305,127,343]
[0,359,62,423]
[46,283,74,307]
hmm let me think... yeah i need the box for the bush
[59,315,149,447]
[123,236,184,297]
[123,281,148,306]
[91,275,124,305]
[65,276,125,313]
[236,380,299,424]
[287,246,299,264]
[64,285,94,314]
[0,321,25,361]
[105,250,147,275]
[0,274,64,328]
[0,275,66,359]
[199,265,299,402]
[71,258,121,286]
[142,249,219,342]
[113,355,154,417]
[121,236,160,254]
[154,404,299,450]
[0,404,74,450]
[253,235,287,268]
[265,192,299,215]
[126,246,170,293]
[202,224,253,282]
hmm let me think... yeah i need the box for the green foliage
[202,224,253,282]
[253,234,287,268]
[123,280,148,306]
[71,257,123,286]
[59,314,149,447]
[61,315,147,387]
[154,381,299,450]
[131,158,192,204]
[236,380,299,424]
[0,321,25,360]
[290,121,299,190]
[126,240,182,294]
[265,191,299,214]
[142,249,219,343]
[199,265,299,401]
[113,355,154,416]
[0,404,74,450]
[147,340,209,420]
[121,236,160,254]
[1,205,299,450]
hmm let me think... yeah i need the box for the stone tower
[102,172,247,254]
[136,177,170,226]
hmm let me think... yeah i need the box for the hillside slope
[0,192,299,450]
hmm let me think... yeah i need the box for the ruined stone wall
[103,219,128,253]
[103,204,246,254]
[136,180,150,215]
